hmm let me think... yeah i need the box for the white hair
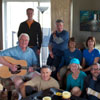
[18,33,30,41]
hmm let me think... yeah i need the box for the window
[2,0,51,66]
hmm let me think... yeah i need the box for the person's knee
[12,76,23,89]
[71,87,82,97]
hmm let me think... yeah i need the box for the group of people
[0,7,100,100]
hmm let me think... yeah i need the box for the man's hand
[50,51,54,58]
[37,49,40,55]
[28,67,34,72]
[53,30,56,38]
[10,64,17,72]
[53,33,56,38]
[52,30,56,34]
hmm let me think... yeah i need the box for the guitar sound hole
[10,69,21,74]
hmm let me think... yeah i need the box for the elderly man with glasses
[83,63,100,100]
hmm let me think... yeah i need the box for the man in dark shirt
[83,63,100,100]
[17,8,42,66]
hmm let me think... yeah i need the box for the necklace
[72,71,80,79]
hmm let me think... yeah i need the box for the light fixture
[37,6,48,14]
[37,6,48,66]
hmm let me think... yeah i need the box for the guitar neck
[21,66,28,70]
[21,66,40,70]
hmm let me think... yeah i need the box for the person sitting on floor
[83,63,100,100]
[19,65,60,98]
[66,58,87,97]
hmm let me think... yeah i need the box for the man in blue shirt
[47,19,69,79]
[0,33,38,100]
[0,33,37,70]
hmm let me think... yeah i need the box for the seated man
[19,65,60,98]
[83,63,100,100]
[0,33,38,100]
[0,33,37,69]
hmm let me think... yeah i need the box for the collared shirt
[0,46,37,67]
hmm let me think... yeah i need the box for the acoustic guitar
[0,56,56,79]
[0,56,27,79]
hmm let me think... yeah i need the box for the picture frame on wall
[80,10,100,32]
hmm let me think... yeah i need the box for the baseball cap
[70,58,80,65]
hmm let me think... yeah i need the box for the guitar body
[0,56,27,78]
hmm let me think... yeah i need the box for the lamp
[37,6,48,66]
[37,6,48,14]
[37,6,48,28]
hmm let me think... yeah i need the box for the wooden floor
[0,90,18,100]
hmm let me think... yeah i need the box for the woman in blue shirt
[59,37,82,68]
[66,58,87,96]
[82,36,100,74]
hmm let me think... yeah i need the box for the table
[22,88,63,100]
[22,88,87,100]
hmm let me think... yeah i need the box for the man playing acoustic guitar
[0,33,38,100]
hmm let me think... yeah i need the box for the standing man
[17,8,42,66]
[47,19,69,79]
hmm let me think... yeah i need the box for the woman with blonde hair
[66,58,87,96]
